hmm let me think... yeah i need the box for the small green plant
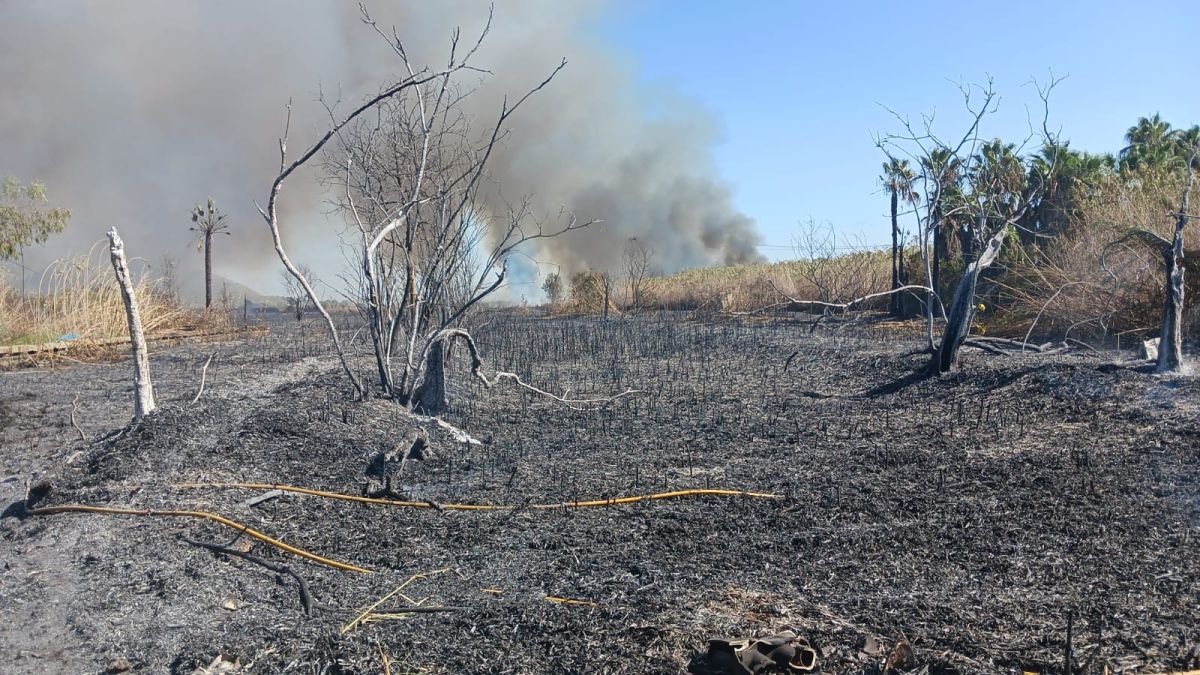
[541,271,563,306]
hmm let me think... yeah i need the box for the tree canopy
[0,176,71,261]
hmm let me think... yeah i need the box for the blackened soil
[1,313,1197,674]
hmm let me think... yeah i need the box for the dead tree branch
[761,281,935,314]
[414,327,642,413]
[183,537,316,615]
[191,353,215,405]
[70,393,86,441]
[106,227,156,422]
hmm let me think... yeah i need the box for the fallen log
[0,326,264,359]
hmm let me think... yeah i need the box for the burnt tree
[931,220,1005,373]
[107,227,156,422]
[1157,161,1194,372]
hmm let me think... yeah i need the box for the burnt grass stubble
[0,312,1197,674]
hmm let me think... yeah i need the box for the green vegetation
[618,113,1198,347]
[541,272,563,306]
[0,176,71,268]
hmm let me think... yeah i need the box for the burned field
[1,313,1198,674]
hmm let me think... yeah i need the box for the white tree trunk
[107,227,156,421]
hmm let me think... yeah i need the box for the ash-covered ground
[1,313,1197,674]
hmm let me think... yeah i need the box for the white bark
[107,227,156,421]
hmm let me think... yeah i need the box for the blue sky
[596,1,1200,259]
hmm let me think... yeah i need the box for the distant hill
[179,275,287,309]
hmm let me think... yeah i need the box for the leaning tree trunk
[107,227,157,422]
[931,221,1007,374]
[1157,170,1192,373]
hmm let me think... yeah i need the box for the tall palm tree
[973,140,1026,212]
[190,197,230,309]
[880,158,919,316]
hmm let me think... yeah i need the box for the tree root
[182,537,316,615]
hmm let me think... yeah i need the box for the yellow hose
[175,482,779,510]
[26,504,373,574]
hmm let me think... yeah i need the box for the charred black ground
[1,313,1198,674]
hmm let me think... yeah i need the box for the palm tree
[921,148,962,296]
[880,158,919,316]
[1027,143,1115,234]
[969,140,1026,258]
[1175,125,1200,169]
[190,197,230,309]
[1121,113,1174,171]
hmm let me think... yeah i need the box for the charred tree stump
[1157,167,1192,373]
[107,227,157,421]
[931,222,1007,374]
[413,338,448,414]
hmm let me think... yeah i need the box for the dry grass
[642,250,892,314]
[0,241,222,347]
[987,171,1200,344]
[611,171,1198,348]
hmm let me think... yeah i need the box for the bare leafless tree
[324,15,589,411]
[157,254,178,303]
[260,7,545,399]
[257,5,590,409]
[877,77,1064,373]
[791,219,888,307]
[282,264,315,321]
[622,237,654,310]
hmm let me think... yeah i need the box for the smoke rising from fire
[0,1,761,295]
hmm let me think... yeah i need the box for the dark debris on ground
[1,313,1198,674]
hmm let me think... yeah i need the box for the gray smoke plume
[0,1,761,296]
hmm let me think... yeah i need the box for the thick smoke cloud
[0,1,761,296]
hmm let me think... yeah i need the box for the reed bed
[0,241,209,346]
[634,251,893,314]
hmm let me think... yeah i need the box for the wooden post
[107,227,156,421]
